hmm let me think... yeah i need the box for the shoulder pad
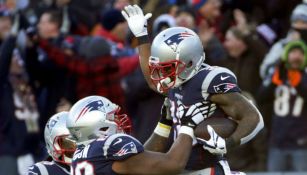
[27,162,48,175]
[201,67,241,95]
[101,133,144,161]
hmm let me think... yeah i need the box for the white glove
[197,125,227,154]
[121,5,152,37]
[177,103,205,128]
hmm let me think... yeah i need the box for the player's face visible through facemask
[57,135,77,161]
[149,59,186,92]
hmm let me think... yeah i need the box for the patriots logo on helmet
[114,142,137,157]
[75,100,104,122]
[214,83,236,93]
[164,32,194,52]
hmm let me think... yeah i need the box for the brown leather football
[194,116,238,140]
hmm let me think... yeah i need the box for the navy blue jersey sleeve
[27,164,42,175]
[202,67,241,95]
[102,133,144,161]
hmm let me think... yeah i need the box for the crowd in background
[0,0,307,174]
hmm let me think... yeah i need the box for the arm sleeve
[102,134,144,161]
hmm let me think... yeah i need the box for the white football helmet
[149,27,205,92]
[66,96,131,146]
[44,111,76,164]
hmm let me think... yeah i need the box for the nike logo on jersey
[221,75,230,81]
[113,138,123,145]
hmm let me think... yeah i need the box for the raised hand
[121,5,152,37]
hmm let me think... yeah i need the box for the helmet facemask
[149,56,186,93]
[52,134,76,165]
[105,106,132,135]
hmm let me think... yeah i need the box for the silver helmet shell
[44,111,74,164]
[149,27,205,92]
[66,96,131,146]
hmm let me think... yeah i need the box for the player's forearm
[137,37,157,91]
[164,133,193,173]
[213,93,264,149]
[144,133,169,152]
[228,102,264,148]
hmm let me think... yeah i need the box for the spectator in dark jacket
[222,26,268,172]
[0,34,41,175]
[93,9,128,45]
[24,10,76,128]
[223,26,268,97]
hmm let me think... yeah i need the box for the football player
[27,112,76,175]
[67,95,206,175]
[121,4,264,174]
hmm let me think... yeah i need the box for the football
[194,116,238,140]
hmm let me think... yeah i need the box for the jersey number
[73,161,94,175]
[274,86,304,117]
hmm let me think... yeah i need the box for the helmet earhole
[186,61,193,68]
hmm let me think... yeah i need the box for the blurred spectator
[191,0,221,25]
[0,16,41,175]
[38,35,139,109]
[175,6,196,30]
[198,19,227,66]
[256,23,278,47]
[223,27,268,97]
[258,40,307,171]
[190,0,227,66]
[222,26,268,171]
[260,1,307,78]
[152,14,176,36]
[93,9,128,45]
[24,10,76,128]
[110,0,132,10]
[0,7,12,45]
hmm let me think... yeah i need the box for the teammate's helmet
[66,96,131,145]
[44,112,76,165]
[149,27,205,92]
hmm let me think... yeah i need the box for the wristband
[178,126,194,139]
[137,35,150,45]
[154,122,171,138]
